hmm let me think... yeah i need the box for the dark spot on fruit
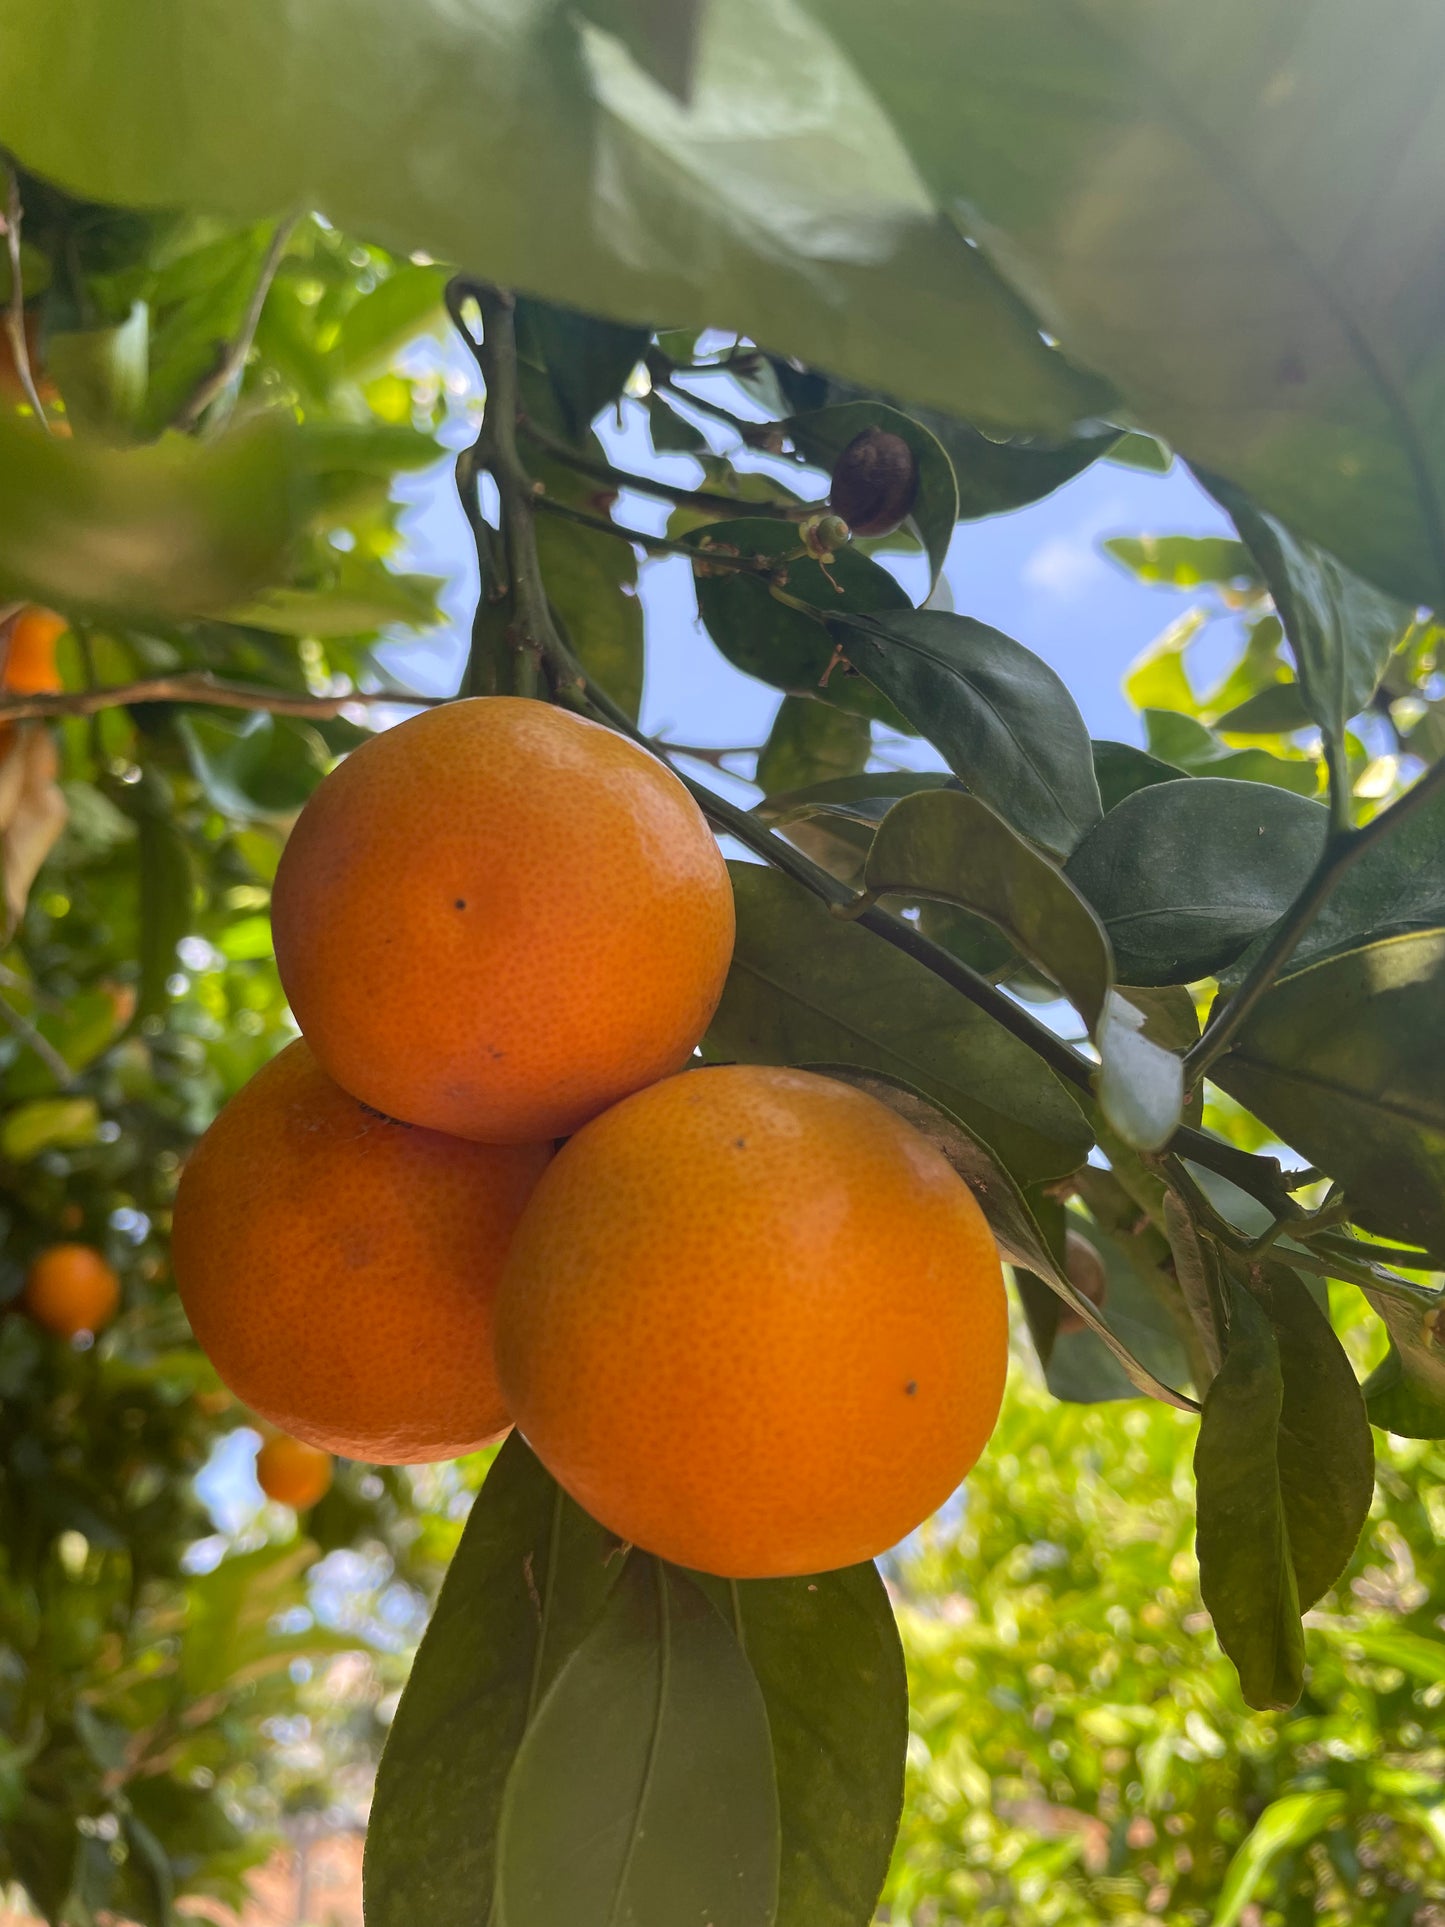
[905,1380,918,1396]
[734,1136,747,1149]
[454,898,467,910]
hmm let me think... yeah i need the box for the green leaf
[695,1565,907,1927]
[573,0,707,105]
[496,1556,781,1927]
[1143,710,1320,797]
[1195,1267,1373,1711]
[1214,683,1315,737]
[0,0,1109,437]
[176,711,330,822]
[645,391,710,456]
[130,790,194,1024]
[785,401,958,588]
[839,610,1102,859]
[535,500,645,722]
[1064,778,1328,985]
[1212,1790,1349,1927]
[364,1435,625,1927]
[811,0,1445,605]
[1104,535,1259,591]
[1360,1280,1445,1440]
[1091,739,1183,814]
[708,864,1092,1186]
[227,556,444,637]
[1216,930,1445,1259]
[1205,477,1411,740]
[0,413,301,617]
[756,698,871,798]
[517,297,650,442]
[332,261,449,379]
[805,1065,1194,1410]
[0,1096,99,1161]
[690,518,911,726]
[46,303,150,438]
[1312,1620,1445,1685]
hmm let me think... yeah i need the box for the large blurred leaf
[1195,1267,1372,1711]
[1216,930,1445,1259]
[0,413,300,616]
[0,0,1107,436]
[176,711,330,822]
[1104,534,1258,591]
[495,1556,780,1927]
[1213,1790,1350,1927]
[708,864,1092,1184]
[695,1565,907,1927]
[1206,477,1410,739]
[690,518,911,725]
[785,401,957,587]
[811,0,1445,606]
[365,1436,624,1927]
[839,610,1102,859]
[1065,779,1328,985]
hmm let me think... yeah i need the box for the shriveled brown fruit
[828,427,920,538]
[1055,1227,1109,1334]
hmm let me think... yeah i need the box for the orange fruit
[270,698,734,1142]
[22,1243,121,1338]
[171,1039,552,1462]
[256,1433,334,1510]
[494,1065,1008,1578]
[2,607,66,695]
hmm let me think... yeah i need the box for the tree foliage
[0,4,1442,1922]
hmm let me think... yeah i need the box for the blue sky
[388,364,1235,762]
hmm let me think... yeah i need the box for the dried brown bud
[828,427,919,537]
[1055,1228,1108,1335]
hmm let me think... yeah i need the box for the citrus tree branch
[172,215,299,432]
[0,675,439,725]
[531,490,787,570]
[519,416,805,520]
[1186,750,1445,1080]
[1,168,52,431]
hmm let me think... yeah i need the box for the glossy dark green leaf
[808,1065,1193,1410]
[839,610,1101,858]
[364,1436,624,1927]
[785,400,957,587]
[0,412,301,617]
[1196,1266,1373,1711]
[708,865,1092,1186]
[929,419,1118,521]
[1104,534,1259,591]
[495,1556,780,1927]
[1214,683,1316,737]
[1091,739,1183,814]
[695,1565,907,1927]
[1064,778,1328,985]
[1216,930,1445,1259]
[812,0,1445,606]
[1230,777,1445,977]
[1143,710,1320,797]
[517,297,651,442]
[756,697,871,798]
[1205,477,1410,738]
[690,519,911,726]
[1,1,1111,439]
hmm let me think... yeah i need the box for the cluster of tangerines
[130,698,1009,1575]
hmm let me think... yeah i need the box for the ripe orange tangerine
[22,1243,121,1338]
[2,607,66,695]
[270,698,734,1143]
[171,1039,552,1463]
[257,1433,334,1510]
[494,1064,1008,1578]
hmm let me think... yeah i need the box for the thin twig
[0,989,74,1087]
[519,416,805,520]
[532,491,788,570]
[1186,750,1445,1080]
[0,675,439,726]
[172,215,299,432]
[1,169,51,431]
[654,741,763,769]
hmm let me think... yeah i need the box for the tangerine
[270,698,734,1143]
[494,1064,1007,1578]
[2,607,66,695]
[22,1243,121,1338]
[171,1039,552,1462]
[256,1433,334,1510]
